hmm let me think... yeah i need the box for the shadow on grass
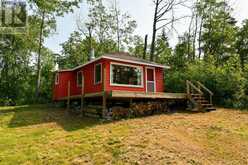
[5,105,101,132]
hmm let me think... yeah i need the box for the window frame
[77,71,83,87]
[94,63,102,85]
[110,62,144,88]
[55,73,59,85]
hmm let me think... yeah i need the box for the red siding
[155,67,164,92]
[53,58,165,101]
[53,71,73,100]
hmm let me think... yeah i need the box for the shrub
[165,57,247,109]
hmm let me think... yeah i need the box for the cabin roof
[58,52,170,72]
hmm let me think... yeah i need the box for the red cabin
[53,52,189,117]
[53,52,170,101]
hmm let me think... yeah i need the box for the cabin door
[146,67,155,93]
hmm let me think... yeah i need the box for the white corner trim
[110,62,144,88]
[55,73,59,85]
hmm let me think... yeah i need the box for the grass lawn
[0,105,248,164]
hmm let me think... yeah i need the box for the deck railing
[186,80,203,96]
[186,80,214,105]
[196,81,214,105]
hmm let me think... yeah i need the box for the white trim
[145,67,156,93]
[58,55,170,72]
[55,73,59,85]
[110,62,144,88]
[94,63,102,85]
[103,56,170,69]
[77,71,83,87]
[59,56,103,72]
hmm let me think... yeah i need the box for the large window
[110,63,143,87]
[94,63,102,84]
[77,71,83,87]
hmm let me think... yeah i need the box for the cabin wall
[155,67,164,92]
[53,71,74,100]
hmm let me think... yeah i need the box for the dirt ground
[115,108,248,165]
[1,106,248,164]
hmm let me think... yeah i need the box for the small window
[77,71,83,87]
[94,63,102,84]
[55,73,59,85]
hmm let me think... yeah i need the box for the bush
[165,57,247,109]
[0,98,15,106]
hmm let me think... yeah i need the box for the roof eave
[57,55,171,72]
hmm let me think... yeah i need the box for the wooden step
[191,96,203,99]
[196,100,209,103]
[201,103,213,107]
[205,107,216,112]
[191,94,202,97]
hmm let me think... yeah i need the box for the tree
[60,31,89,69]
[29,0,82,99]
[0,15,54,104]
[196,0,237,63]
[76,0,137,54]
[236,20,248,71]
[173,34,193,69]
[154,31,172,64]
[110,0,137,51]
[128,35,144,59]
[150,0,189,62]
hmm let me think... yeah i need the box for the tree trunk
[150,0,159,62]
[193,14,198,60]
[188,13,194,60]
[143,34,148,60]
[114,0,120,52]
[198,18,203,59]
[35,11,45,99]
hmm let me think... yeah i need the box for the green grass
[0,105,130,164]
[1,106,248,164]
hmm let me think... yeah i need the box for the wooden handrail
[196,81,213,96]
[186,80,203,95]
[196,81,213,105]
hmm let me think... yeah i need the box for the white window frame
[145,67,156,92]
[55,73,59,85]
[77,71,83,87]
[110,62,144,88]
[94,63,102,85]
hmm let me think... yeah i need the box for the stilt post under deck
[81,75,85,116]
[102,65,107,118]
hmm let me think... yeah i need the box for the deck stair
[186,80,215,112]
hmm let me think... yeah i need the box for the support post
[102,65,107,118]
[186,80,190,97]
[67,81,71,110]
[81,75,85,116]
[210,95,213,105]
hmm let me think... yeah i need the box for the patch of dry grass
[0,106,248,164]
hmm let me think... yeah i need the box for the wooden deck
[110,91,186,99]
[58,91,187,101]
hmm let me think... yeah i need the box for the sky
[44,0,248,54]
